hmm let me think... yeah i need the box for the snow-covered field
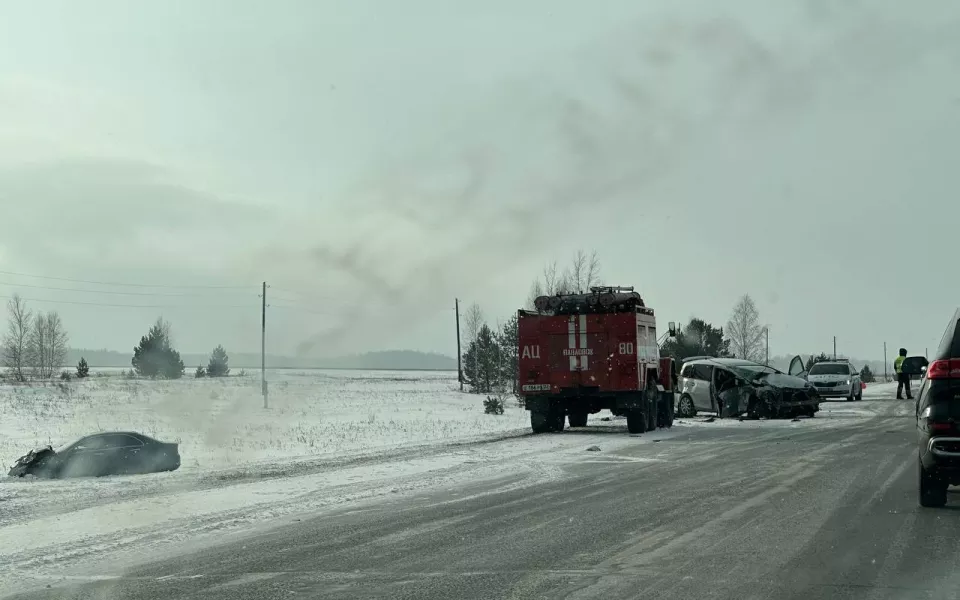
[0,369,531,472]
[0,374,903,596]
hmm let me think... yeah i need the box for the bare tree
[726,294,766,362]
[568,249,602,293]
[28,313,48,378]
[47,312,69,375]
[542,262,561,296]
[528,250,603,306]
[155,316,173,347]
[2,294,33,381]
[463,303,485,346]
[462,303,485,389]
[28,311,69,379]
[526,279,545,310]
[584,250,601,290]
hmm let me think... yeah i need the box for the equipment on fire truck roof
[532,286,646,316]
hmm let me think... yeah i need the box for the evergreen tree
[496,314,519,392]
[131,317,185,379]
[660,317,731,360]
[76,357,89,379]
[462,324,501,394]
[207,345,230,377]
[804,352,830,372]
[860,365,876,383]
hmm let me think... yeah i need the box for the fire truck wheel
[627,409,647,434]
[568,412,588,428]
[530,411,552,434]
[551,410,566,432]
[658,397,675,429]
[645,378,658,431]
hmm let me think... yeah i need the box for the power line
[270,303,336,316]
[0,295,342,316]
[0,269,252,290]
[0,280,253,298]
[0,270,338,305]
[270,287,338,302]
[0,294,256,310]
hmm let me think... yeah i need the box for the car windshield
[727,364,779,381]
[54,439,81,454]
[809,363,849,375]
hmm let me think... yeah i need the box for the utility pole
[497,318,503,394]
[261,281,268,409]
[884,341,888,382]
[765,328,769,366]
[455,298,463,391]
[833,336,837,360]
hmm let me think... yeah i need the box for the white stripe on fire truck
[567,317,578,371]
[579,314,588,370]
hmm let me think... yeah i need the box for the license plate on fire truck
[522,384,551,392]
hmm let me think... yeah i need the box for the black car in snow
[8,431,181,479]
[916,309,960,507]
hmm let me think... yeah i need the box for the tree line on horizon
[1,294,233,381]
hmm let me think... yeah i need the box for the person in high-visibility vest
[894,347,912,400]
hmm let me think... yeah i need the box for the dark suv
[917,308,960,507]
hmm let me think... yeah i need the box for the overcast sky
[1,0,959,360]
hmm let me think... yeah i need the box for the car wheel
[920,460,948,508]
[677,394,696,418]
[856,387,863,401]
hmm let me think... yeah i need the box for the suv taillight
[926,359,960,379]
[921,406,957,433]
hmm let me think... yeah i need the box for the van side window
[692,364,713,381]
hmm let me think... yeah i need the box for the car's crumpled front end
[719,374,819,418]
[8,446,57,478]
[768,385,820,413]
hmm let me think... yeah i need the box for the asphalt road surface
[10,392,960,600]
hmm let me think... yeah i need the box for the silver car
[806,360,862,401]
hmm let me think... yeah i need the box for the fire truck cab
[518,286,676,434]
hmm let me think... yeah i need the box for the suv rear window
[808,363,849,375]
[935,310,960,359]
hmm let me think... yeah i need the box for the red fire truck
[517,286,677,434]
